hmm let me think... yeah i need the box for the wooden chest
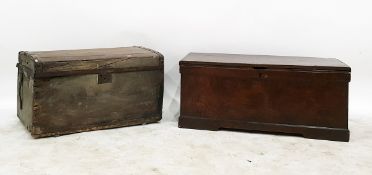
[179,53,351,141]
[17,46,163,138]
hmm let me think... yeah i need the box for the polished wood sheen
[179,53,351,142]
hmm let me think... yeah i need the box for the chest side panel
[17,67,34,130]
[17,52,36,131]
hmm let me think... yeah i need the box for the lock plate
[98,73,112,84]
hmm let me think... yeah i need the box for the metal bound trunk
[17,46,163,138]
[179,53,351,142]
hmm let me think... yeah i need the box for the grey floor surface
[0,107,371,175]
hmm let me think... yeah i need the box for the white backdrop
[1,0,372,121]
[1,1,372,174]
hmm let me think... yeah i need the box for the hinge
[17,64,24,109]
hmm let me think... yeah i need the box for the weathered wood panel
[31,70,163,138]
